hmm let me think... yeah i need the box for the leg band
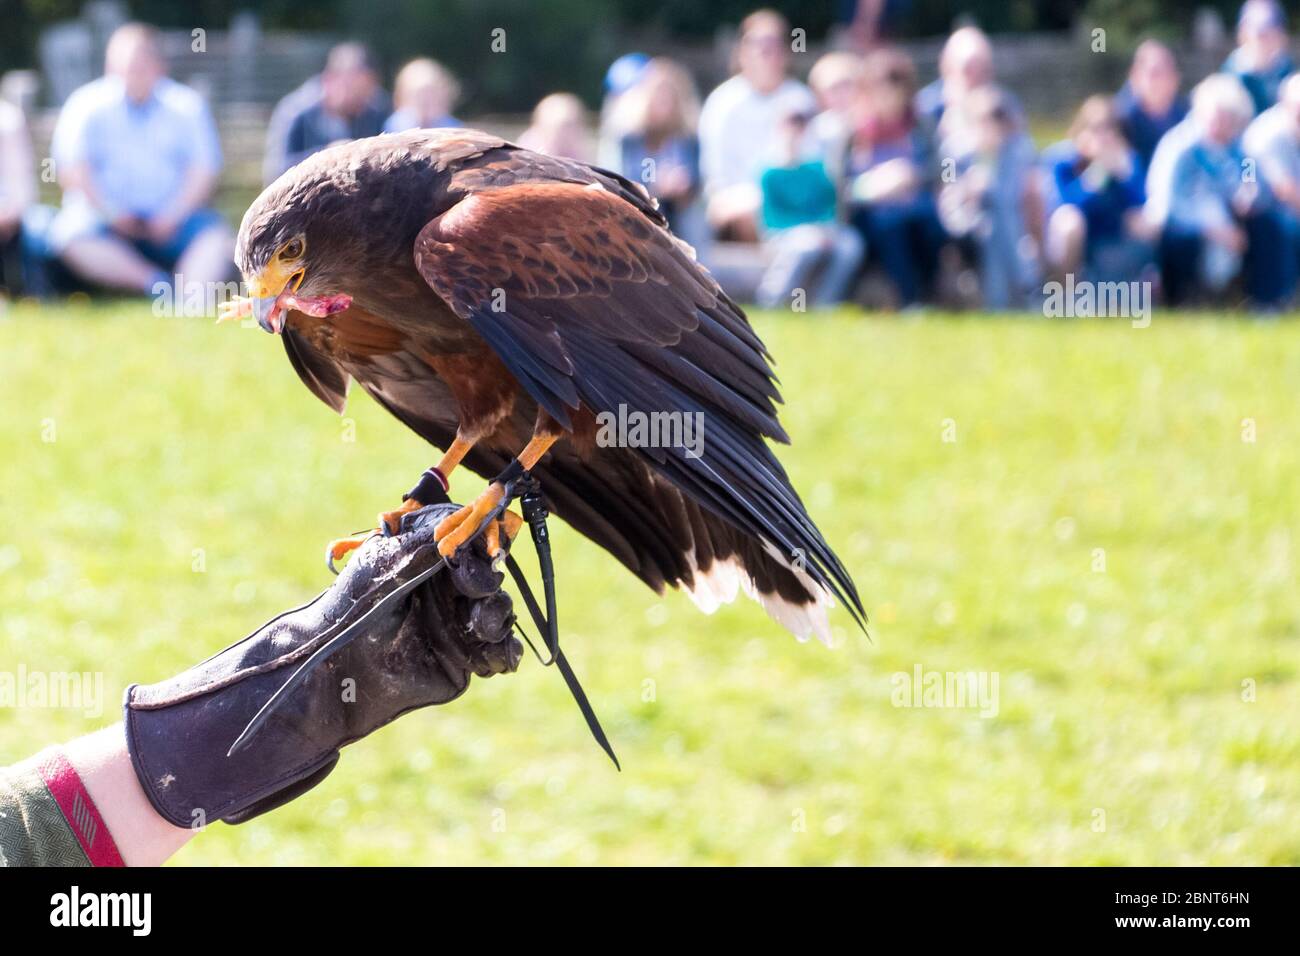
[404,467,450,505]
[493,458,526,488]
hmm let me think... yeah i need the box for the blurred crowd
[4,3,1300,313]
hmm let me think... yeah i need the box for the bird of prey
[220,129,864,644]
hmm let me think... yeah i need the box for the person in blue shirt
[1044,96,1153,284]
[1164,73,1291,308]
[48,23,232,296]
[1222,0,1294,115]
[1115,40,1189,172]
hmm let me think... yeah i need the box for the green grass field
[1,301,1297,865]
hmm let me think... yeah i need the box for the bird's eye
[279,238,305,260]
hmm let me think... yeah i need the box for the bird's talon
[379,498,422,536]
[435,483,506,557]
[326,531,375,574]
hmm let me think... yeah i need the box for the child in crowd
[754,106,864,310]
[1045,96,1154,284]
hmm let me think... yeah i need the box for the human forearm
[0,726,191,868]
[63,725,196,866]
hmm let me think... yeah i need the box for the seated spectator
[384,58,461,133]
[915,26,1029,147]
[1116,40,1189,172]
[1223,0,1293,115]
[1045,96,1153,284]
[1141,110,1201,303]
[1245,72,1300,284]
[1162,73,1290,307]
[918,25,1045,278]
[267,43,388,182]
[698,8,816,242]
[262,74,320,186]
[613,59,703,244]
[806,51,864,171]
[517,93,594,162]
[754,106,864,310]
[0,97,35,295]
[597,52,651,169]
[843,47,943,307]
[48,23,232,296]
[936,86,1042,310]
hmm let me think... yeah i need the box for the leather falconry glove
[123,502,521,828]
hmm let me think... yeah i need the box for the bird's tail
[521,444,862,645]
[677,505,840,645]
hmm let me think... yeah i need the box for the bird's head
[227,188,355,334]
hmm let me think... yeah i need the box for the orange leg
[378,435,475,533]
[327,434,478,571]
[434,432,557,558]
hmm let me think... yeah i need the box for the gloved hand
[123,503,520,827]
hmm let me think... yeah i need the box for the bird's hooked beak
[217,259,352,331]
[250,293,285,334]
[246,257,305,334]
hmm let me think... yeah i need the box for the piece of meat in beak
[218,290,353,332]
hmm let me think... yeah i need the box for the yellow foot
[379,498,423,535]
[326,530,378,573]
[434,483,522,558]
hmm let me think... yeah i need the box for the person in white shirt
[698,8,816,242]
[49,23,233,295]
[1244,72,1300,215]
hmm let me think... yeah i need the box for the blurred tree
[0,0,1285,112]
[1082,0,1184,46]
[339,0,617,114]
[0,0,83,71]
[0,0,342,71]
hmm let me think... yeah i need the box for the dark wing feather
[415,183,784,436]
[413,181,864,629]
[282,322,350,414]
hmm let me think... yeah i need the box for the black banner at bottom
[0,865,1287,940]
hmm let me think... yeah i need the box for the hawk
[220,129,863,643]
